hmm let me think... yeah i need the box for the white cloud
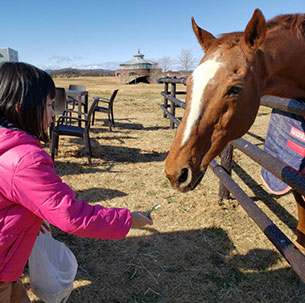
[50,55,83,64]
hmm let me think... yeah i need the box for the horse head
[165,9,266,192]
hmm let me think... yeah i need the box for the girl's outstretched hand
[131,211,153,227]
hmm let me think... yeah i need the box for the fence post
[163,82,169,118]
[170,82,176,129]
[219,144,233,201]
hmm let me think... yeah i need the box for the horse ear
[192,17,216,52]
[243,9,266,51]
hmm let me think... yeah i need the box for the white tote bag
[29,225,78,303]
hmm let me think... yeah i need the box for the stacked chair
[66,84,87,113]
[91,89,119,131]
[50,95,99,166]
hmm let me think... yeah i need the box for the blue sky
[1,0,304,70]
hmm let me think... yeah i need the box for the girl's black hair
[0,62,56,142]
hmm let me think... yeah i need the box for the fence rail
[160,77,305,283]
[159,78,187,129]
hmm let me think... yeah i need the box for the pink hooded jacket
[0,128,132,283]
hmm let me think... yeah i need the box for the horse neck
[259,29,305,99]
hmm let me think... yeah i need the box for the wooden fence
[159,77,305,283]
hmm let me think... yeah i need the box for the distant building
[0,48,19,63]
[115,49,161,84]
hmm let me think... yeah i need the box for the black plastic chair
[92,89,119,131]
[68,84,86,91]
[66,84,87,112]
[50,97,99,165]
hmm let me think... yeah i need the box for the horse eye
[226,85,242,96]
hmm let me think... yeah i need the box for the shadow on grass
[75,187,127,203]
[91,128,136,141]
[257,111,270,117]
[54,136,167,167]
[24,227,304,303]
[92,118,172,132]
[246,131,265,145]
[93,118,144,130]
[96,144,167,163]
[232,161,298,233]
[53,159,119,177]
[144,125,171,131]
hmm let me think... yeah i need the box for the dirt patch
[24,77,305,302]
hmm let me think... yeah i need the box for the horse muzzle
[166,165,208,192]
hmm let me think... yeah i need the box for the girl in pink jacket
[0,62,153,303]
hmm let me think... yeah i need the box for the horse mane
[214,13,305,49]
[266,13,305,39]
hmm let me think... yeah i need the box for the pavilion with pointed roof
[115,50,161,84]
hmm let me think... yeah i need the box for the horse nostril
[178,168,189,184]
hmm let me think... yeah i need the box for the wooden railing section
[159,77,305,283]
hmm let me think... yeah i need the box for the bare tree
[158,56,172,73]
[178,49,195,72]
[150,67,162,82]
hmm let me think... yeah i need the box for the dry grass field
[23,76,305,302]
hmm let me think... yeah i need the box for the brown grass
[23,76,305,302]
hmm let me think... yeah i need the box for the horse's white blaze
[182,56,222,146]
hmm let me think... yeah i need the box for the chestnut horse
[165,9,305,250]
